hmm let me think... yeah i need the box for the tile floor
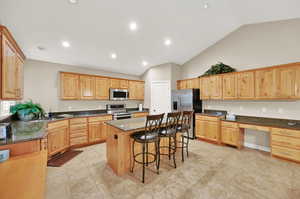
[46,140,300,199]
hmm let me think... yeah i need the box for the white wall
[23,59,142,112]
[181,18,300,150]
[141,63,181,108]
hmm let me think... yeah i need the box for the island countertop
[106,116,167,132]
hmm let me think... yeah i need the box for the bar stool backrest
[166,112,181,132]
[144,113,164,135]
[181,111,193,129]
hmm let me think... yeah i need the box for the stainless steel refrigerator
[171,89,202,139]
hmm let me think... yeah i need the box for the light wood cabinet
[129,81,144,100]
[237,71,255,99]
[273,66,300,99]
[60,72,80,100]
[221,124,239,147]
[80,75,95,99]
[132,112,148,118]
[88,115,112,142]
[0,26,25,100]
[120,79,129,88]
[255,68,275,99]
[95,77,109,100]
[195,115,221,143]
[47,121,69,157]
[110,79,128,89]
[222,73,237,99]
[200,77,211,100]
[177,78,199,90]
[70,117,88,146]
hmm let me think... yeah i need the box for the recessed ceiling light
[111,53,117,59]
[129,22,138,31]
[204,3,209,9]
[164,39,172,46]
[62,41,70,48]
[69,0,78,4]
[142,61,148,66]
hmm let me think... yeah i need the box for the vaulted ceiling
[1,0,300,75]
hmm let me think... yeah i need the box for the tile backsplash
[0,101,16,117]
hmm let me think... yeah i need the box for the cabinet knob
[114,134,118,139]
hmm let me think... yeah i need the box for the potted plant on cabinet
[10,101,45,121]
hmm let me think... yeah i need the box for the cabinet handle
[114,134,118,139]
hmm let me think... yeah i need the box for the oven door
[110,89,128,101]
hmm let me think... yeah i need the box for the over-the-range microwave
[109,88,129,101]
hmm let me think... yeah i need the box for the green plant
[10,100,44,120]
[199,62,236,77]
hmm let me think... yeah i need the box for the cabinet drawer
[196,115,219,122]
[70,123,88,131]
[272,128,300,139]
[88,115,112,122]
[239,124,270,132]
[272,134,300,150]
[272,145,300,162]
[70,137,88,146]
[221,121,238,128]
[133,112,148,118]
[70,129,88,138]
[70,117,87,125]
[48,120,68,130]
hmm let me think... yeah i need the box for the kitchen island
[106,117,172,176]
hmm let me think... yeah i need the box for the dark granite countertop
[0,120,48,146]
[221,115,300,130]
[196,109,227,117]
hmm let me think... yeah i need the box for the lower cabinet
[88,121,107,142]
[132,112,149,118]
[47,120,69,157]
[221,127,239,146]
[271,128,300,162]
[70,117,88,146]
[195,115,221,143]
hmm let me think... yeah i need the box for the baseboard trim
[244,142,270,152]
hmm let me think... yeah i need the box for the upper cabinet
[60,71,144,100]
[80,75,96,99]
[237,71,255,99]
[95,77,109,100]
[222,73,237,100]
[200,76,222,100]
[178,62,300,101]
[129,80,144,100]
[1,25,26,100]
[177,78,199,90]
[60,72,80,100]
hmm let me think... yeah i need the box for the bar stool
[130,113,164,183]
[158,112,181,169]
[177,111,193,162]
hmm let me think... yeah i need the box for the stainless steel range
[106,104,132,120]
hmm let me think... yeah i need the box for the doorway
[150,81,171,114]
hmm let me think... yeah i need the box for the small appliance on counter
[0,123,12,140]
[138,104,143,111]
[226,113,236,121]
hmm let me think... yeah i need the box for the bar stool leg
[157,138,161,172]
[155,140,160,174]
[146,142,149,166]
[181,135,184,162]
[173,134,177,168]
[142,143,145,183]
[168,135,171,160]
[186,130,189,157]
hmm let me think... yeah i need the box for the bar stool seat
[131,132,159,142]
[160,128,177,135]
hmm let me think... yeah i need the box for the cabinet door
[95,77,109,100]
[136,82,145,100]
[60,73,79,99]
[221,127,238,146]
[180,80,187,89]
[88,122,102,142]
[195,120,206,138]
[237,71,255,99]
[210,76,222,99]
[255,69,275,99]
[273,66,298,98]
[192,78,199,89]
[80,75,95,99]
[186,80,192,89]
[110,79,120,88]
[128,81,137,99]
[222,74,237,100]
[296,67,300,98]
[120,80,129,88]
[206,121,219,141]
[48,127,69,156]
[2,35,17,99]
[15,55,24,99]
[200,77,211,99]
